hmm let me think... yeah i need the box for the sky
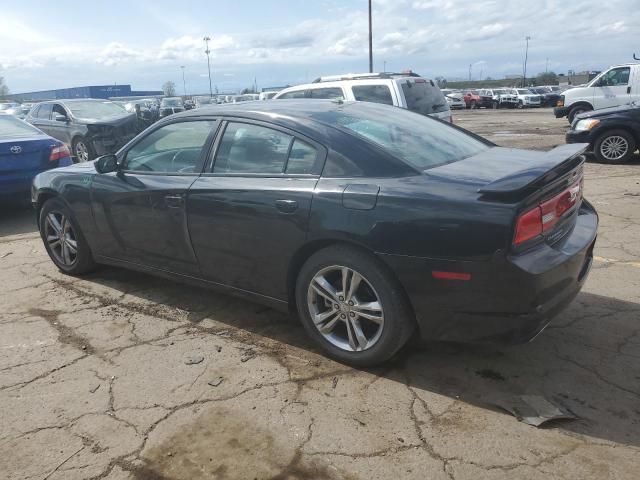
[1,0,638,94]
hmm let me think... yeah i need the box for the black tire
[567,105,592,124]
[72,136,95,163]
[470,101,477,110]
[295,245,415,367]
[492,101,499,109]
[593,129,636,164]
[39,197,97,275]
[517,100,524,109]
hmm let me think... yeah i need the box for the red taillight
[513,179,583,246]
[432,271,471,281]
[49,145,71,162]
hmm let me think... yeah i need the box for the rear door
[29,103,54,135]
[187,119,325,300]
[91,119,219,275]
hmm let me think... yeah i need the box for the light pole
[368,0,373,73]
[203,36,213,98]
[522,36,531,87]
[468,63,472,81]
[180,66,186,96]
[383,60,387,72]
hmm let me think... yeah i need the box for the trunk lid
[0,136,57,173]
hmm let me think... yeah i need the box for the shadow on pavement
[75,266,640,448]
[0,202,37,237]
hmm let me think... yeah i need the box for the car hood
[576,103,639,120]
[51,160,99,174]
[75,113,136,125]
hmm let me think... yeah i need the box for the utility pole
[468,64,472,81]
[545,57,549,73]
[522,36,531,87]
[368,0,373,73]
[383,60,387,72]
[203,36,213,98]
[180,66,186,96]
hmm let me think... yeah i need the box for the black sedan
[566,102,640,164]
[32,100,598,366]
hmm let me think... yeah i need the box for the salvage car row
[441,85,566,110]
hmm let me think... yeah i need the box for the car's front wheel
[594,129,636,164]
[72,137,94,163]
[39,198,96,275]
[295,245,414,367]
[517,100,524,109]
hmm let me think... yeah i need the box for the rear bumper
[380,201,598,344]
[554,106,570,118]
[0,171,39,196]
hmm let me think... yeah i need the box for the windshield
[400,79,448,115]
[161,98,183,107]
[495,89,506,94]
[0,115,44,138]
[317,102,489,170]
[517,89,532,95]
[67,101,126,118]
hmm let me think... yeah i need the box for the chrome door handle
[165,194,184,208]
[275,199,298,213]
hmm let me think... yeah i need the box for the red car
[463,90,493,109]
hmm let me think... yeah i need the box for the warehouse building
[6,84,163,102]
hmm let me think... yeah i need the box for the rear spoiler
[478,144,588,196]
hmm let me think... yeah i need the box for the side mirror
[54,113,68,122]
[95,154,119,174]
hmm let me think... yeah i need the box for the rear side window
[352,85,394,105]
[214,123,292,174]
[286,139,318,174]
[37,104,52,120]
[401,80,448,115]
[277,90,307,99]
[308,88,343,99]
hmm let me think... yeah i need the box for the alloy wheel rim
[307,265,384,352]
[44,211,78,266]
[75,141,89,162]
[600,136,628,161]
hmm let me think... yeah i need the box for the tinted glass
[401,80,448,114]
[352,85,393,105]
[0,116,45,138]
[317,103,489,170]
[52,104,67,117]
[286,139,318,174]
[277,90,307,99]
[67,101,126,119]
[214,123,292,174]
[125,121,215,173]
[599,67,630,86]
[308,88,343,99]
[36,104,53,119]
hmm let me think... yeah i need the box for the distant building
[6,84,163,102]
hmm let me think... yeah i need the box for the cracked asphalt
[1,109,639,480]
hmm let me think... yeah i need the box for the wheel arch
[569,101,594,112]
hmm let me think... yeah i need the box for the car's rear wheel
[517,100,524,109]
[594,130,636,164]
[470,101,477,110]
[295,245,414,367]
[39,198,96,275]
[492,101,499,109]
[72,137,94,163]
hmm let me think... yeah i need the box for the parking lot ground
[1,109,639,480]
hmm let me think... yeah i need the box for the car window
[36,104,53,120]
[52,104,67,118]
[598,67,630,87]
[401,80,448,114]
[286,139,318,174]
[213,123,293,174]
[352,85,393,105]
[277,89,307,99]
[308,88,343,99]
[125,121,216,173]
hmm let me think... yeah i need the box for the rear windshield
[67,101,126,119]
[401,80,448,115]
[318,102,489,170]
[0,116,44,138]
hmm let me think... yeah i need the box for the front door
[187,120,325,300]
[91,119,218,275]
[592,66,631,109]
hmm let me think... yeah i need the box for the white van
[555,63,640,122]
[274,72,452,122]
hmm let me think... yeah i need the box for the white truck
[555,63,640,123]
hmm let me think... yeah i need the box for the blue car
[0,115,73,201]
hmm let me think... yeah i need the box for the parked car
[566,102,640,163]
[529,87,561,107]
[184,100,195,110]
[0,102,27,119]
[463,90,493,109]
[555,63,640,123]
[275,72,451,122]
[32,100,597,366]
[25,99,138,162]
[159,97,185,118]
[233,94,260,102]
[0,115,72,202]
[508,89,542,108]
[441,89,465,110]
[479,89,518,109]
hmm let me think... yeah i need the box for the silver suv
[274,72,452,122]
